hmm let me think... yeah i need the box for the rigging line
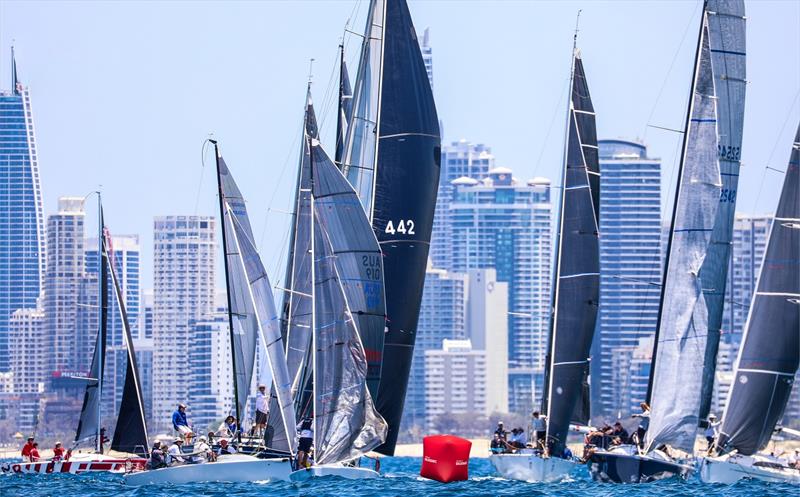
[195,137,213,216]
[532,74,569,180]
[749,89,800,215]
[642,0,703,144]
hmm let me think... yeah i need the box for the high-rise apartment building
[419,28,433,90]
[140,289,154,339]
[425,339,487,431]
[188,308,233,432]
[591,139,661,419]
[46,197,86,377]
[0,52,45,372]
[446,169,552,413]
[152,216,215,430]
[9,306,45,393]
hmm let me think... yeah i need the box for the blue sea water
[2,457,799,497]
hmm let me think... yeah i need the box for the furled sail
[226,201,298,455]
[645,12,721,454]
[716,124,800,455]
[214,145,261,429]
[311,139,387,463]
[542,50,600,457]
[107,229,149,457]
[698,0,747,423]
[74,202,108,450]
[342,0,440,454]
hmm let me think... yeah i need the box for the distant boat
[699,123,800,484]
[3,196,149,475]
[125,143,299,485]
[289,90,388,480]
[588,0,746,483]
[341,0,441,456]
[491,29,600,483]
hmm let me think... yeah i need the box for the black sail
[108,229,149,457]
[343,0,440,455]
[541,52,600,457]
[716,124,800,455]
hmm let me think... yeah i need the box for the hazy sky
[1,0,798,290]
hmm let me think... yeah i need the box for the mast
[309,134,318,453]
[646,1,709,403]
[96,193,107,453]
[211,139,242,440]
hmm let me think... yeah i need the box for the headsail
[698,0,747,423]
[645,10,721,454]
[716,124,800,455]
[214,142,262,428]
[108,228,149,457]
[225,200,298,455]
[311,139,387,464]
[74,199,108,451]
[335,53,354,167]
[542,50,600,457]
[342,0,441,455]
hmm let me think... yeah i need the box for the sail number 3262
[385,219,415,235]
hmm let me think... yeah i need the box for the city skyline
[0,1,797,292]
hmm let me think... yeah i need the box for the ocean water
[2,457,799,497]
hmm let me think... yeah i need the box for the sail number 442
[385,219,415,235]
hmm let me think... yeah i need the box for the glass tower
[0,50,45,372]
[591,139,662,419]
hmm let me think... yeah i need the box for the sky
[1,0,798,291]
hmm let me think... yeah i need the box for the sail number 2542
[384,219,416,235]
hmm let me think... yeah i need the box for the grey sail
[273,90,318,438]
[542,51,600,458]
[311,139,387,464]
[645,13,721,454]
[698,0,747,423]
[215,146,260,427]
[716,124,800,455]
[225,190,298,455]
[74,201,108,450]
[336,56,354,167]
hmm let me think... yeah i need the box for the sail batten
[716,124,800,455]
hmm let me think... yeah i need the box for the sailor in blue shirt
[172,403,192,444]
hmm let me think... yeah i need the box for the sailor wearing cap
[167,438,185,465]
[172,403,193,444]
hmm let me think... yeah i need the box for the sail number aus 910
[384,219,415,235]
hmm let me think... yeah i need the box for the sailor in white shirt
[254,384,269,437]
[167,439,185,465]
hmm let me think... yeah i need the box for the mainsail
[225,198,298,455]
[107,228,149,457]
[214,142,262,427]
[645,9,722,454]
[698,0,747,423]
[335,53,353,166]
[716,124,800,455]
[311,138,387,464]
[74,199,108,451]
[542,49,600,457]
[342,0,440,454]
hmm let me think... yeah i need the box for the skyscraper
[152,216,215,430]
[9,306,45,393]
[0,50,45,372]
[86,234,141,419]
[424,339,487,431]
[419,28,433,90]
[188,307,233,432]
[45,197,86,377]
[591,139,662,419]
[447,169,552,413]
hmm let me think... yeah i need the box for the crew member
[21,436,35,461]
[29,442,41,462]
[296,418,313,468]
[705,414,720,452]
[172,403,192,444]
[148,441,167,469]
[167,438,185,465]
[254,384,269,437]
[532,412,547,448]
[52,441,65,462]
[611,422,629,445]
[632,402,650,449]
[217,439,237,456]
[494,421,507,440]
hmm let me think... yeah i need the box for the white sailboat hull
[1,453,146,475]
[123,454,292,486]
[489,453,575,482]
[289,463,380,481]
[699,454,800,484]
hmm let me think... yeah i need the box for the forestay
[645,14,721,454]
[698,0,747,423]
[717,124,800,455]
[311,139,387,464]
[543,51,601,458]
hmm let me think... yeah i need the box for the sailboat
[125,143,299,485]
[699,124,800,484]
[588,0,745,483]
[4,197,150,475]
[341,0,440,456]
[286,91,389,481]
[490,30,600,483]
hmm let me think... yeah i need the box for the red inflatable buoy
[420,435,471,483]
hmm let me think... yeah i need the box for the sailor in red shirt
[52,441,65,461]
[29,442,41,462]
[21,437,35,461]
